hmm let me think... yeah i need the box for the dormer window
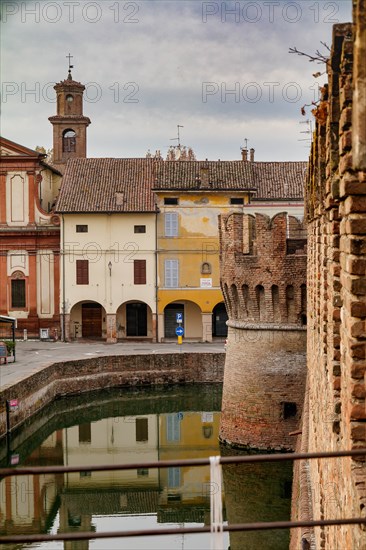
[63,129,76,152]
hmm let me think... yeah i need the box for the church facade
[0,137,62,338]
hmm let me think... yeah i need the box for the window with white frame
[165,259,179,288]
[164,212,178,237]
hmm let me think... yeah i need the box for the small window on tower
[66,94,74,103]
[230,198,244,205]
[63,129,76,153]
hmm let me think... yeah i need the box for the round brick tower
[219,212,307,451]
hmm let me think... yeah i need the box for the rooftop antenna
[240,138,248,152]
[169,125,184,160]
[66,53,74,78]
[298,119,313,143]
[170,125,184,148]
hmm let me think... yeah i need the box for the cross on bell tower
[48,55,91,170]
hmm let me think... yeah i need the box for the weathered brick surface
[0,353,224,438]
[219,212,307,451]
[220,326,306,451]
[296,15,366,550]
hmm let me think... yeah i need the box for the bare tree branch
[289,45,329,64]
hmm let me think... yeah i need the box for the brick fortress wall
[292,11,366,550]
[218,212,307,451]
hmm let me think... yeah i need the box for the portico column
[64,313,71,341]
[202,312,213,342]
[106,313,117,343]
[158,313,164,342]
[152,313,157,343]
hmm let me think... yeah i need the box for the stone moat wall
[0,353,224,439]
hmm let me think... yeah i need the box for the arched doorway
[126,302,147,336]
[82,303,102,338]
[69,301,105,339]
[212,302,228,337]
[116,301,153,339]
[163,301,202,340]
[164,303,184,338]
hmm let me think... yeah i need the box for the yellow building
[154,159,253,342]
[153,156,307,342]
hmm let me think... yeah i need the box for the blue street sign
[175,326,184,336]
[176,313,183,323]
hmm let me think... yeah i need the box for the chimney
[241,148,248,161]
[199,160,210,188]
[250,148,255,162]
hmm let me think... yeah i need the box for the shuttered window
[165,212,178,237]
[76,260,89,285]
[134,259,146,284]
[165,259,179,288]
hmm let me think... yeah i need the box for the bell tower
[49,55,91,170]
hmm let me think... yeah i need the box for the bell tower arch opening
[48,56,91,171]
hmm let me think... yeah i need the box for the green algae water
[0,384,292,549]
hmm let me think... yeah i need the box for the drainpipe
[155,206,159,343]
[61,213,66,342]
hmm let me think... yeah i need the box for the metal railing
[0,448,365,544]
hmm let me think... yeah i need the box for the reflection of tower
[221,446,293,550]
[58,496,92,550]
[48,61,90,171]
[219,212,307,450]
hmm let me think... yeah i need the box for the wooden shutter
[134,259,146,284]
[165,212,178,237]
[165,260,179,288]
[76,260,89,284]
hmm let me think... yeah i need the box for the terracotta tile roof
[56,158,157,213]
[153,160,255,191]
[56,158,307,213]
[153,160,307,200]
[253,162,307,200]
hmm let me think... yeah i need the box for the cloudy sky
[1,0,352,161]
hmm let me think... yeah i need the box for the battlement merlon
[219,212,307,259]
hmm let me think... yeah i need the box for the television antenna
[298,119,313,143]
[170,125,184,148]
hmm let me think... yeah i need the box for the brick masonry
[218,212,307,451]
[291,8,366,550]
[0,353,224,439]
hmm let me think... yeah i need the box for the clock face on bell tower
[48,57,91,170]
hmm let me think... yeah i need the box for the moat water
[0,384,293,549]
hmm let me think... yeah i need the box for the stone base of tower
[219,323,306,451]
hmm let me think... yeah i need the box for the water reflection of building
[58,411,222,547]
[0,410,225,549]
[159,411,222,524]
[0,431,64,539]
